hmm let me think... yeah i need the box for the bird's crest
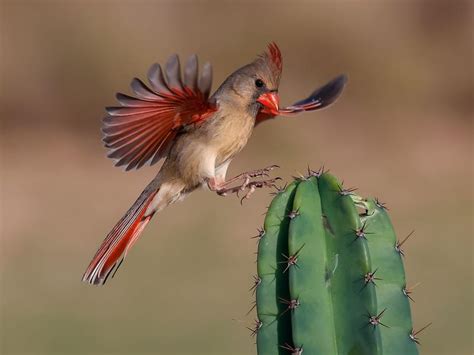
[266,42,283,73]
[256,42,283,86]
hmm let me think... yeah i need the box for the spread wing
[102,54,215,171]
[255,74,347,125]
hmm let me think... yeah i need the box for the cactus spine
[254,172,421,355]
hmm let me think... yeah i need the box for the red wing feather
[103,54,215,170]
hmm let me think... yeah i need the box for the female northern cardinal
[83,43,347,285]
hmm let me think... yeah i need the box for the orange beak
[257,92,280,116]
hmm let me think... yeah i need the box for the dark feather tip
[294,74,348,109]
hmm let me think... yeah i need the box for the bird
[82,42,347,285]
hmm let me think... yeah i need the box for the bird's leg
[208,165,281,202]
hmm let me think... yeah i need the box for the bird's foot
[217,177,282,203]
[210,164,280,201]
[222,165,280,189]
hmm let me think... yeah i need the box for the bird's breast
[209,111,255,165]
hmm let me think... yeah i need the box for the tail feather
[82,188,158,285]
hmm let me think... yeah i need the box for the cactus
[253,171,426,355]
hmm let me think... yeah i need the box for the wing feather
[198,62,212,98]
[103,120,163,149]
[115,93,157,107]
[147,63,172,94]
[255,74,347,125]
[105,106,160,118]
[130,78,161,100]
[103,54,215,170]
[165,55,184,91]
[184,55,198,90]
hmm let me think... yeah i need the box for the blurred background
[1,1,472,354]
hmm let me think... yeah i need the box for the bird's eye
[255,79,264,88]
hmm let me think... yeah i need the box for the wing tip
[320,73,348,107]
[333,74,348,90]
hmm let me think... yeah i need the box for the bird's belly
[172,139,216,187]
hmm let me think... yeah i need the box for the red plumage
[82,188,158,285]
[267,42,283,73]
[103,55,216,171]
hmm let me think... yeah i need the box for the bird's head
[215,42,282,117]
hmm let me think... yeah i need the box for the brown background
[1,1,472,354]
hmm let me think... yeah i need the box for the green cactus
[253,171,424,355]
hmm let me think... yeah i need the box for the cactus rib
[256,181,297,355]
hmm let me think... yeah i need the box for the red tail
[82,188,158,285]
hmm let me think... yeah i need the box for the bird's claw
[241,164,280,181]
[215,165,280,201]
[239,177,282,204]
[217,175,282,201]
[252,164,280,176]
[235,165,279,195]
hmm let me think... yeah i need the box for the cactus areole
[253,171,423,355]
